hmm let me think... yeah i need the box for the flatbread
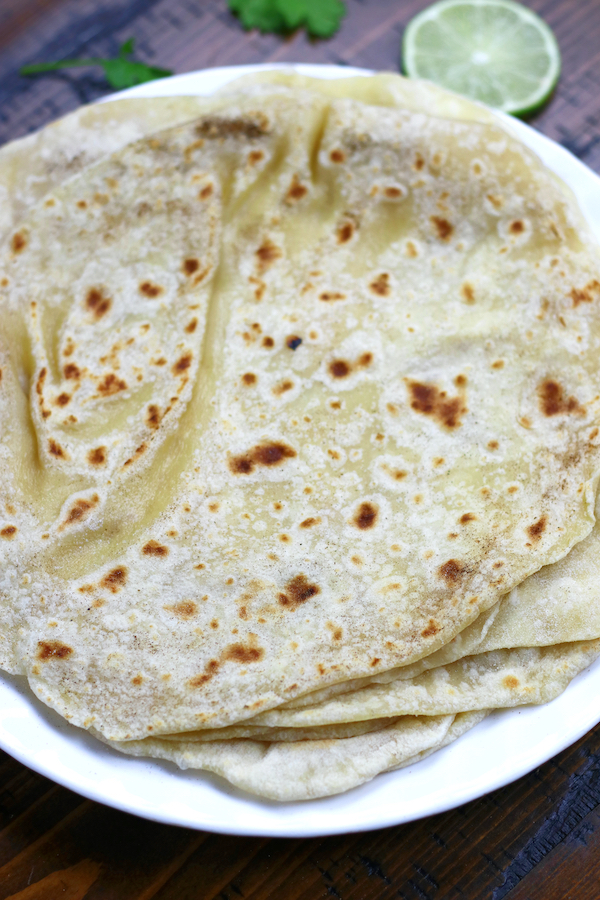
[2,85,600,745]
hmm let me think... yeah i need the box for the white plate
[2,64,600,838]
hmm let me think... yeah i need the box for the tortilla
[1,82,600,749]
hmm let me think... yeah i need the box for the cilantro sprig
[20,39,172,90]
[228,0,346,38]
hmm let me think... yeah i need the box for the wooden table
[1,0,600,897]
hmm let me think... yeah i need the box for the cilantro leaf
[20,39,172,91]
[228,0,346,38]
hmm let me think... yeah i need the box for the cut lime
[402,0,561,116]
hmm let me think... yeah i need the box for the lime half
[402,0,561,116]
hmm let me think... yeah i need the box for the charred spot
[329,360,351,379]
[241,372,257,386]
[459,513,476,524]
[63,363,81,380]
[97,373,127,396]
[55,393,70,407]
[185,318,198,334]
[196,115,268,140]
[132,676,142,686]
[188,658,220,688]
[319,291,346,302]
[199,183,214,200]
[229,455,255,475]
[83,462,104,489]
[358,352,373,368]
[63,496,98,526]
[407,380,467,430]
[262,336,274,348]
[11,231,27,253]
[183,258,200,276]
[527,516,547,541]
[36,641,73,661]
[278,574,320,609]
[414,154,425,171]
[143,540,169,557]
[0,525,16,539]
[384,186,403,199]
[438,559,464,583]
[256,240,282,271]
[85,287,111,320]
[165,600,197,619]
[330,149,345,163]
[273,379,294,396]
[503,675,520,688]
[173,352,192,375]
[352,501,378,530]
[100,567,127,592]
[254,441,296,466]
[509,220,525,234]
[421,619,440,638]
[139,281,163,298]
[538,379,584,417]
[286,335,302,350]
[286,176,308,203]
[248,150,264,165]
[454,374,467,387]
[222,642,265,663]
[337,222,354,244]
[300,517,321,528]
[491,360,504,370]
[488,440,499,450]
[370,273,390,296]
[461,283,475,303]
[48,439,66,459]
[570,280,600,307]
[146,405,161,429]
[431,216,453,241]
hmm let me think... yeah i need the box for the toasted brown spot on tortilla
[461,283,475,303]
[527,516,547,541]
[407,380,467,430]
[97,373,127,396]
[63,363,81,380]
[369,273,390,296]
[570,279,600,307]
[337,222,354,243]
[85,287,111,320]
[358,352,373,368]
[132,676,142,685]
[384,186,403,199]
[330,149,346,163]
[273,379,294,396]
[438,559,464,582]
[197,115,269,140]
[248,150,264,165]
[185,318,198,334]
[55,393,71,407]
[431,216,453,241]
[164,600,197,620]
[256,240,282,271]
[509,220,525,234]
[199,183,214,200]
[319,291,346,302]
[48,439,66,459]
[77,200,87,209]
[241,372,257,386]
[503,675,520,688]
[488,440,499,450]
[222,642,265,664]
[491,360,504,370]
[183,258,200,276]
[139,281,163,298]
[188,658,220,688]
[143,540,169,557]
[300,517,321,528]
[286,176,308,202]
[37,640,72,661]
[454,374,467,387]
[262,336,275,348]
[353,502,378,530]
[146,405,161,429]
[62,495,99,527]
[329,360,351,378]
[173,352,192,375]
[228,441,296,475]
[459,513,476,524]
[278,574,320,609]
[421,619,440,637]
[538,379,584,416]
[100,567,127,592]
[11,231,26,253]
[406,241,418,258]
[286,335,302,350]
[0,525,17,539]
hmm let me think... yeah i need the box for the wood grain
[1,0,600,897]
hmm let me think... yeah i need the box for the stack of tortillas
[2,70,600,801]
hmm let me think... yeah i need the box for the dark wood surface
[1,0,600,896]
